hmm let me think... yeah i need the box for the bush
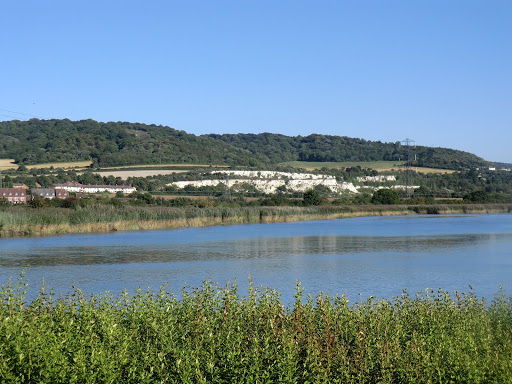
[464,190,490,203]
[1,279,511,383]
[28,194,48,208]
[371,188,400,204]
[303,189,325,206]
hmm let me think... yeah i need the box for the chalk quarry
[166,170,417,195]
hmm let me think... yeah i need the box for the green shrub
[371,188,400,205]
[1,278,511,383]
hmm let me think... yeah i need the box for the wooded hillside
[0,119,490,170]
[209,133,489,170]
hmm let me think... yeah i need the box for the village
[0,168,420,205]
[0,181,136,204]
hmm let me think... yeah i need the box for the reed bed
[1,204,512,238]
[0,205,408,237]
[0,278,511,383]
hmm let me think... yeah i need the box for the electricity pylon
[401,138,416,197]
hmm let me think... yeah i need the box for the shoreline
[1,203,511,238]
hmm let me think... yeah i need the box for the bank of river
[3,210,512,382]
[1,203,511,238]
[2,212,512,304]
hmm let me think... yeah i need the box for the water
[1,214,511,304]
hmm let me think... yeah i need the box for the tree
[303,189,323,206]
[463,190,489,203]
[29,194,48,208]
[2,175,13,188]
[371,188,400,205]
[353,192,372,205]
[414,185,432,197]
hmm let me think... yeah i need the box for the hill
[207,133,489,170]
[0,119,490,170]
[0,119,260,167]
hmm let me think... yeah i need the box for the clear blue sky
[1,1,511,162]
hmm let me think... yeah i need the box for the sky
[1,1,511,162]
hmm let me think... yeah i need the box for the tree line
[0,119,492,170]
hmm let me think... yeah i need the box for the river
[1,214,511,304]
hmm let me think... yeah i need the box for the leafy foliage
[0,119,491,170]
[1,278,511,383]
[0,119,261,167]
[371,188,400,204]
[303,189,325,206]
[209,132,490,169]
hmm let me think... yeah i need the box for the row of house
[0,187,71,204]
[1,182,136,204]
[54,182,136,194]
[32,188,70,199]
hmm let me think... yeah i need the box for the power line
[0,113,20,119]
[0,108,44,119]
[400,138,416,197]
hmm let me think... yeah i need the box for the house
[80,185,136,194]
[53,181,82,193]
[31,188,70,200]
[12,183,29,190]
[54,182,136,195]
[32,188,56,199]
[0,188,27,204]
[55,189,69,199]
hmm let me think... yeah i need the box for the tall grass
[0,277,511,383]
[1,203,512,237]
[0,205,408,237]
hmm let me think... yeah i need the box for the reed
[0,278,511,383]
[1,204,512,238]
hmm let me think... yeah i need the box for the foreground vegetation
[1,278,511,383]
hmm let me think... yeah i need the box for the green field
[1,159,94,171]
[25,160,94,170]
[279,160,405,171]
[102,163,229,169]
[279,161,456,174]
[1,160,228,173]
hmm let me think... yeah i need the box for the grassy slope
[279,160,405,170]
[279,160,457,173]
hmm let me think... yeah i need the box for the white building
[54,183,136,194]
[356,175,396,182]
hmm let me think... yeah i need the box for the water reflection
[0,233,503,268]
[1,214,512,303]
